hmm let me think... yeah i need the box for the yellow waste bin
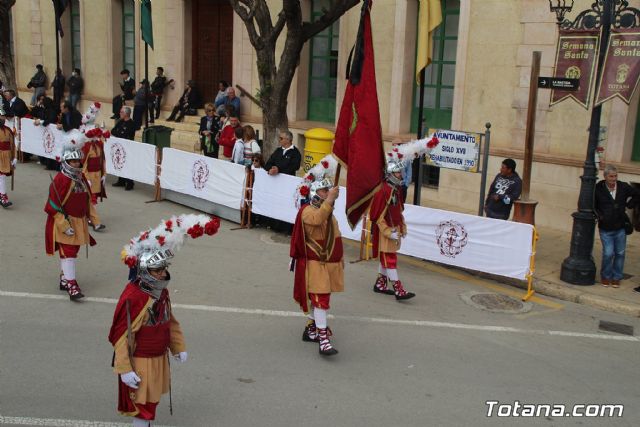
[303,128,335,172]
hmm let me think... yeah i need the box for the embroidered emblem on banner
[435,220,468,258]
[42,127,56,154]
[192,159,210,190]
[110,143,127,170]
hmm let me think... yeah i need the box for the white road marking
[0,415,176,427]
[1,290,638,342]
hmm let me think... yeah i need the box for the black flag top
[52,0,69,37]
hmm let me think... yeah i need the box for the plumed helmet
[385,159,405,187]
[136,248,174,297]
[295,155,339,208]
[121,214,221,298]
[59,129,86,180]
[309,178,333,207]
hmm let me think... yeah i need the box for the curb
[493,274,640,318]
[406,258,640,318]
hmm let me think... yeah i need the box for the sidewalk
[531,225,640,317]
[422,198,640,317]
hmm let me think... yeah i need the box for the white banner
[401,206,533,280]
[251,170,533,280]
[252,169,376,241]
[426,129,480,172]
[160,148,246,209]
[20,119,65,159]
[252,169,299,223]
[105,136,157,185]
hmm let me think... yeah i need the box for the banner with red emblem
[595,29,640,106]
[550,30,600,109]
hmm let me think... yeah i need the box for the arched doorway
[192,0,234,102]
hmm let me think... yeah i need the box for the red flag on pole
[333,0,385,230]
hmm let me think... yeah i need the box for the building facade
[9,0,640,232]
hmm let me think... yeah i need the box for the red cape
[290,205,310,313]
[108,282,155,416]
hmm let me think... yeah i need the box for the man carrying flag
[333,0,385,230]
[370,138,439,301]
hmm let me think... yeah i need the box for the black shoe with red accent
[59,274,68,291]
[373,274,394,295]
[0,194,12,208]
[302,321,319,342]
[317,327,338,356]
[392,280,415,301]
[66,280,85,301]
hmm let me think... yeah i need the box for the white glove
[174,351,188,363]
[101,175,106,184]
[390,231,399,241]
[11,158,17,167]
[121,371,141,389]
[64,227,75,236]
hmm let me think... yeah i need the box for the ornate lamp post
[548,0,640,285]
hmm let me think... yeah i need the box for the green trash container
[143,125,173,149]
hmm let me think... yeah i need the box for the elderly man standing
[215,87,241,116]
[111,107,137,191]
[265,130,301,176]
[594,165,640,289]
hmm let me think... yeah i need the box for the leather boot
[392,280,415,301]
[373,273,394,295]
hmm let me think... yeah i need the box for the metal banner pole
[413,68,426,206]
[477,123,491,216]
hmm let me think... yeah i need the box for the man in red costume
[369,158,415,301]
[109,250,186,427]
[290,175,343,356]
[110,214,219,427]
[0,109,16,208]
[81,128,108,231]
[44,131,96,300]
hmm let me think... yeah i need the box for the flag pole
[144,42,149,129]
[412,68,426,206]
[54,1,61,81]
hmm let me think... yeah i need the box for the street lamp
[550,0,640,285]
[549,0,574,25]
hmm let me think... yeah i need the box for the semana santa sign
[595,30,640,106]
[425,129,480,172]
[550,30,599,109]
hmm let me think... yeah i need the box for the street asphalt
[1,162,639,427]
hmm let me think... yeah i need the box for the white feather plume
[121,213,221,268]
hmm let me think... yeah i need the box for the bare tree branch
[265,10,287,45]
[301,0,360,42]
[228,0,264,50]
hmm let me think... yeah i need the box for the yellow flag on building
[416,0,443,83]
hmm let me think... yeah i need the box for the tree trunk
[0,0,16,88]
[262,95,289,155]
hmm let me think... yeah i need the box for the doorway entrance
[192,0,234,103]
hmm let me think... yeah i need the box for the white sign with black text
[426,129,480,172]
